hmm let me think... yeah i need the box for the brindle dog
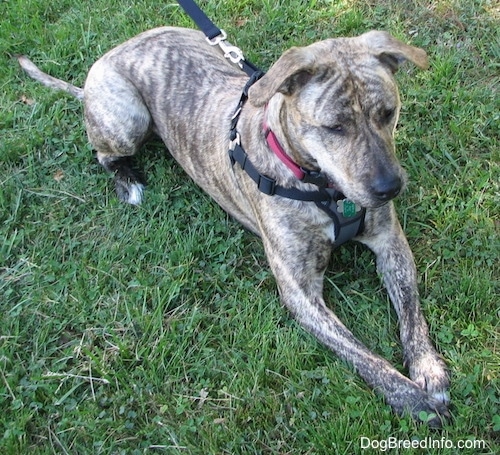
[19,27,450,425]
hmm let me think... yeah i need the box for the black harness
[177,0,365,246]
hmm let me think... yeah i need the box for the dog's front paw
[408,351,450,405]
[387,378,450,428]
[406,389,450,429]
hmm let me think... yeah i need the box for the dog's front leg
[257,209,448,425]
[359,204,450,408]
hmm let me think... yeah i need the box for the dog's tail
[17,56,84,100]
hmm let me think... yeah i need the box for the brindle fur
[18,27,450,425]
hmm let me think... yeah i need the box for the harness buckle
[300,168,328,187]
[257,175,276,195]
[230,131,241,145]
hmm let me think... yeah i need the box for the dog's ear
[249,47,317,107]
[361,31,429,73]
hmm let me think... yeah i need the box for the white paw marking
[127,183,144,205]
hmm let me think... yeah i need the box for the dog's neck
[262,103,330,188]
[263,112,307,180]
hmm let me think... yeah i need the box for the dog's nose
[371,175,402,201]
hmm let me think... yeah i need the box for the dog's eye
[324,124,344,134]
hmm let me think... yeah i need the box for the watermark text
[360,436,487,452]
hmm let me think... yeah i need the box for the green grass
[1,0,498,453]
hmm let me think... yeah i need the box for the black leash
[176,0,365,246]
[176,0,221,40]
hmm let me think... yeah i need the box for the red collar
[263,111,329,187]
[264,125,307,180]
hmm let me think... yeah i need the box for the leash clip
[206,29,245,66]
[206,29,227,45]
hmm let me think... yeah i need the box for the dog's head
[249,31,428,208]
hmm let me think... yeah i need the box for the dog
[19,26,450,425]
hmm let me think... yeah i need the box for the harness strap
[229,142,365,245]
[315,196,366,245]
[229,144,331,202]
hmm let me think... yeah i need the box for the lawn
[1,0,498,453]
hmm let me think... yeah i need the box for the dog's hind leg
[84,64,152,205]
[95,155,146,205]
